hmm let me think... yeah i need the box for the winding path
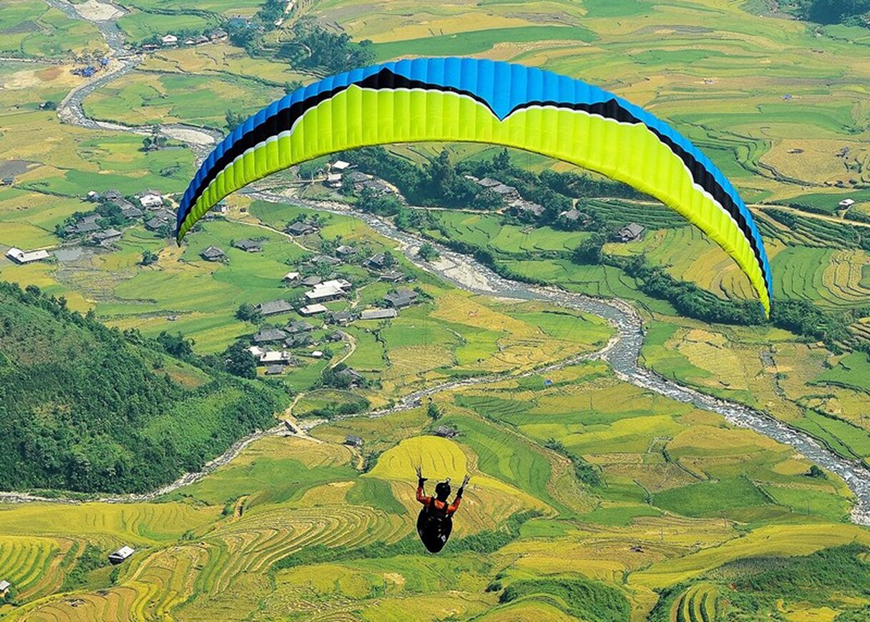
[5,0,870,526]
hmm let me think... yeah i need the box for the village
[5,155,853,388]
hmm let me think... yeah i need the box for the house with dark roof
[286,320,315,334]
[476,177,520,201]
[253,328,288,343]
[67,216,101,235]
[286,221,317,236]
[364,252,390,271]
[145,214,172,231]
[433,425,459,438]
[617,223,645,242]
[233,239,262,253]
[327,310,353,325]
[200,246,226,262]
[335,244,356,257]
[309,254,341,267]
[90,228,123,246]
[510,199,545,218]
[360,179,391,194]
[344,435,363,447]
[346,171,370,188]
[300,275,322,287]
[256,299,294,316]
[120,205,144,220]
[378,270,404,283]
[336,367,364,387]
[383,288,418,309]
[284,334,312,348]
[560,209,591,226]
[265,365,285,375]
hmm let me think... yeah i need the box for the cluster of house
[63,189,172,246]
[144,29,228,50]
[71,57,110,78]
[325,160,394,195]
[342,425,457,450]
[248,319,344,375]
[464,175,549,218]
[245,272,420,375]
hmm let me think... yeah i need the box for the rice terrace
[2,0,870,620]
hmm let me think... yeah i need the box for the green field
[0,0,105,58]
[372,25,597,61]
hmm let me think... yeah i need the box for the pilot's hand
[461,474,471,488]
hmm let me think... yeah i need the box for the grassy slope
[0,282,286,493]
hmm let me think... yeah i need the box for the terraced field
[672,583,719,622]
[2,0,870,619]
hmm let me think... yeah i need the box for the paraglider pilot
[415,466,470,553]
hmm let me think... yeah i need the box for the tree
[224,341,257,378]
[225,109,246,131]
[140,250,158,266]
[427,400,441,421]
[417,242,440,261]
[236,303,262,324]
[807,465,827,479]
[157,331,194,359]
[298,160,322,180]
[493,148,511,171]
[284,80,303,95]
[572,233,606,265]
[471,189,504,211]
[338,174,355,196]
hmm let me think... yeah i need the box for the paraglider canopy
[175,57,772,315]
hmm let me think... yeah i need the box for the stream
[5,0,869,526]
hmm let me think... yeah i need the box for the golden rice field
[0,360,866,621]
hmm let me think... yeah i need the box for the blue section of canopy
[176,57,771,301]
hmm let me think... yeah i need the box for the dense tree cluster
[499,578,630,622]
[769,299,851,346]
[795,0,870,24]
[544,438,601,487]
[285,19,375,73]
[0,282,286,493]
[342,147,482,208]
[622,256,767,326]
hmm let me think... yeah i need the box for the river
[6,0,869,525]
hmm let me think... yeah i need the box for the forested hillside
[790,0,870,24]
[0,282,287,494]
